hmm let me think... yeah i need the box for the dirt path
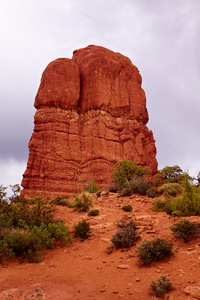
[0,193,200,299]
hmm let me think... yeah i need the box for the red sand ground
[0,193,200,299]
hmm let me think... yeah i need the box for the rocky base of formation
[21,45,157,197]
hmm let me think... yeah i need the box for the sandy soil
[0,193,200,299]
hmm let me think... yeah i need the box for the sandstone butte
[21,45,158,198]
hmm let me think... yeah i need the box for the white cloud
[0,158,26,188]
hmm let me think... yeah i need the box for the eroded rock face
[21,45,157,197]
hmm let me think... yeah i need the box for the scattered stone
[84,256,92,260]
[183,285,200,299]
[136,278,140,282]
[0,289,20,299]
[117,264,130,269]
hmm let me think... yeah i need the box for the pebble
[117,264,130,269]
[136,278,140,282]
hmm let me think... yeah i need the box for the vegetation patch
[151,275,173,297]
[74,219,90,241]
[172,174,200,216]
[73,193,92,211]
[111,219,139,249]
[88,209,99,216]
[50,196,72,207]
[158,183,182,197]
[137,238,173,265]
[0,192,72,263]
[122,205,133,212]
[171,219,200,242]
[152,197,173,215]
[84,180,99,193]
[111,159,151,189]
[146,188,159,198]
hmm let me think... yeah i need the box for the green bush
[152,197,173,215]
[111,219,139,249]
[122,205,133,212]
[129,176,151,195]
[50,196,72,207]
[121,176,151,196]
[88,209,99,216]
[172,174,200,216]
[0,195,72,263]
[158,183,182,197]
[137,238,173,265]
[156,165,184,183]
[0,221,72,263]
[74,219,90,241]
[151,275,173,297]
[146,188,159,198]
[84,180,99,193]
[0,198,55,228]
[111,159,151,188]
[73,193,92,212]
[171,219,200,242]
[121,188,132,196]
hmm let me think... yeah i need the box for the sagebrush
[111,219,139,249]
[137,238,173,265]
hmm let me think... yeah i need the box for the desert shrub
[156,165,184,183]
[152,197,172,214]
[96,190,102,197]
[122,205,133,212]
[137,238,173,265]
[0,221,71,263]
[73,193,92,211]
[50,196,72,207]
[121,188,132,196]
[111,159,151,188]
[158,183,182,197]
[151,275,173,297]
[0,193,72,263]
[111,219,139,249]
[74,219,90,241]
[121,176,151,196]
[146,188,159,198]
[88,209,99,216]
[107,185,119,193]
[0,198,55,229]
[171,219,200,242]
[172,174,200,216]
[129,176,151,195]
[84,180,99,193]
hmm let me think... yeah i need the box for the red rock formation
[21,45,157,197]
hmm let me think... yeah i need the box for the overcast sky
[0,0,199,189]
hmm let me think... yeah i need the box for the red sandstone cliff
[21,45,157,197]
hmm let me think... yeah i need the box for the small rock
[183,285,200,299]
[135,278,140,282]
[188,280,195,284]
[84,256,92,260]
[117,264,130,269]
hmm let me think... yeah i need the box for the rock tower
[21,45,157,197]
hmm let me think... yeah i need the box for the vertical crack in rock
[21,45,158,197]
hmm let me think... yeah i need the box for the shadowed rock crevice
[21,45,157,197]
